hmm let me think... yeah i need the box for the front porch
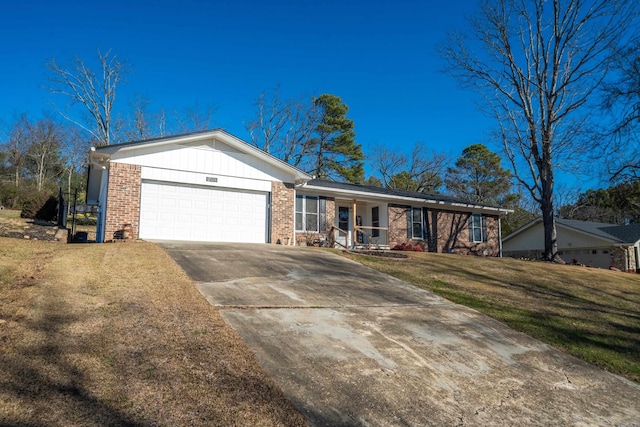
[294,194,390,249]
[329,199,390,250]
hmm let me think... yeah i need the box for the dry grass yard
[0,236,307,426]
[340,250,640,383]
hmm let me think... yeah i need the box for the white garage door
[139,181,268,243]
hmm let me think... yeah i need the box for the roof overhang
[299,182,512,216]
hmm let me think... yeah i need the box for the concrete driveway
[160,242,640,426]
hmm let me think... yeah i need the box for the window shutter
[481,215,487,242]
[406,208,412,238]
[468,214,474,242]
[422,207,430,242]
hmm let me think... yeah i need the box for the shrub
[21,193,51,219]
[35,196,59,221]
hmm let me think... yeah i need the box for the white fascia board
[301,184,512,216]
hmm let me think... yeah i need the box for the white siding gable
[109,139,295,183]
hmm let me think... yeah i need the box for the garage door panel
[139,181,268,243]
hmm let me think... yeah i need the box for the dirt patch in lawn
[0,209,65,242]
[0,238,307,426]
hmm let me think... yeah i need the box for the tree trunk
[540,164,559,262]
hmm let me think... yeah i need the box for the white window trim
[469,213,487,243]
[412,207,424,240]
[296,195,320,232]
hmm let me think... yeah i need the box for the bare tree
[247,88,289,154]
[601,41,640,181]
[4,115,30,189]
[173,101,217,133]
[26,117,64,191]
[46,49,127,146]
[116,97,174,142]
[369,142,447,193]
[246,87,320,168]
[61,126,91,198]
[128,95,152,140]
[442,0,637,261]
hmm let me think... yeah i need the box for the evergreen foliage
[445,144,512,205]
[310,94,364,183]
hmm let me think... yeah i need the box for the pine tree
[310,94,364,183]
[445,144,512,205]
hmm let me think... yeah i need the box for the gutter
[301,184,512,216]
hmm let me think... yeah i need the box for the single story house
[87,129,510,255]
[502,217,640,272]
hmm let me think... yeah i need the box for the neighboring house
[502,218,640,272]
[86,130,510,256]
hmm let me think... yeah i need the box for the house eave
[300,183,512,216]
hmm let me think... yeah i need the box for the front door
[337,206,350,247]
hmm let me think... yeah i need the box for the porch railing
[329,226,349,249]
[354,225,389,249]
[330,225,389,249]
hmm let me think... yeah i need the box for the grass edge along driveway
[0,238,307,427]
[338,250,640,384]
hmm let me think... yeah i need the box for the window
[295,195,326,232]
[469,213,487,243]
[372,207,380,238]
[338,206,349,232]
[412,207,423,239]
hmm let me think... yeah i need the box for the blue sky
[0,0,590,190]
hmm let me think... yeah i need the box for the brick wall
[104,162,141,242]
[387,205,501,256]
[271,181,294,245]
[388,205,410,246]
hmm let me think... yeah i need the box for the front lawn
[0,238,307,426]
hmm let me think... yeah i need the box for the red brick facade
[271,181,295,244]
[388,205,501,256]
[101,164,501,256]
[104,162,141,242]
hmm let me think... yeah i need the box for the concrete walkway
[160,242,640,426]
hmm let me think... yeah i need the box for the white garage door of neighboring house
[139,181,269,243]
